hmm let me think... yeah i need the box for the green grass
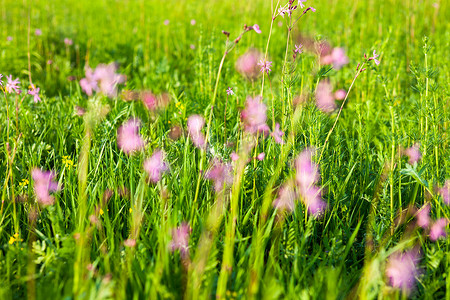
[0,0,449,299]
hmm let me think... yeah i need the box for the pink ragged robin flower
[93,63,126,98]
[230,152,239,162]
[415,204,430,229]
[334,89,347,100]
[64,38,73,46]
[251,24,262,34]
[79,67,98,96]
[28,84,41,103]
[35,29,42,36]
[439,180,449,205]
[164,19,170,26]
[5,75,21,94]
[386,249,420,293]
[117,119,145,155]
[295,149,327,216]
[273,180,296,213]
[257,59,272,74]
[298,0,307,8]
[257,152,265,161]
[429,218,448,241]
[0,74,3,87]
[187,114,206,149]
[405,143,422,165]
[31,168,61,206]
[271,123,285,144]
[226,87,234,96]
[241,96,270,136]
[170,223,191,258]
[124,239,136,248]
[294,44,303,54]
[315,80,336,113]
[369,50,380,65]
[236,49,263,80]
[143,149,169,183]
[205,158,233,193]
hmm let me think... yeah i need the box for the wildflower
[143,149,169,183]
[187,115,206,149]
[141,92,157,110]
[315,81,336,113]
[62,155,74,170]
[257,152,265,161]
[298,0,307,8]
[294,44,303,54]
[369,50,380,65]
[190,44,195,50]
[439,180,449,205]
[251,24,262,34]
[331,48,349,69]
[334,89,347,100]
[8,233,22,245]
[226,87,234,96]
[304,7,316,13]
[7,36,13,41]
[205,159,233,193]
[28,84,41,103]
[271,123,285,144]
[0,74,3,86]
[117,119,145,155]
[5,75,21,94]
[164,19,170,26]
[64,38,73,46]
[273,181,296,212]
[93,63,126,98]
[386,249,420,293]
[429,218,448,241]
[415,204,430,229]
[31,168,61,206]
[35,29,42,36]
[405,143,421,165]
[257,59,272,74]
[295,149,326,216]
[230,152,239,162]
[124,239,136,248]
[236,49,263,80]
[241,96,270,135]
[79,67,98,96]
[19,179,29,188]
[190,19,196,25]
[99,208,104,216]
[170,223,191,258]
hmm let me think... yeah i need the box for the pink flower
[257,152,265,161]
[334,89,346,100]
[7,36,13,41]
[64,38,73,46]
[386,249,420,292]
[439,180,449,205]
[271,123,285,144]
[32,168,61,206]
[226,87,234,96]
[117,119,145,155]
[0,74,3,86]
[93,63,126,98]
[257,59,272,74]
[230,152,239,162]
[28,84,41,103]
[273,181,296,212]
[124,239,136,248]
[252,24,262,34]
[295,149,326,216]
[294,44,303,54]
[187,115,206,149]
[205,159,233,193]
[170,223,191,258]
[241,96,270,135]
[190,19,196,26]
[315,81,336,113]
[369,50,380,65]
[164,19,170,26]
[79,67,98,96]
[331,48,349,70]
[405,143,422,165]
[143,149,169,183]
[5,75,21,94]
[35,29,42,36]
[415,204,430,229]
[429,218,448,241]
[236,49,263,80]
[298,0,307,8]
[141,92,157,110]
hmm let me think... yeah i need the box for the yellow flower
[19,179,29,187]
[129,208,133,213]
[99,208,104,216]
[9,237,15,245]
[62,155,74,170]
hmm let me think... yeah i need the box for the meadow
[0,0,449,299]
